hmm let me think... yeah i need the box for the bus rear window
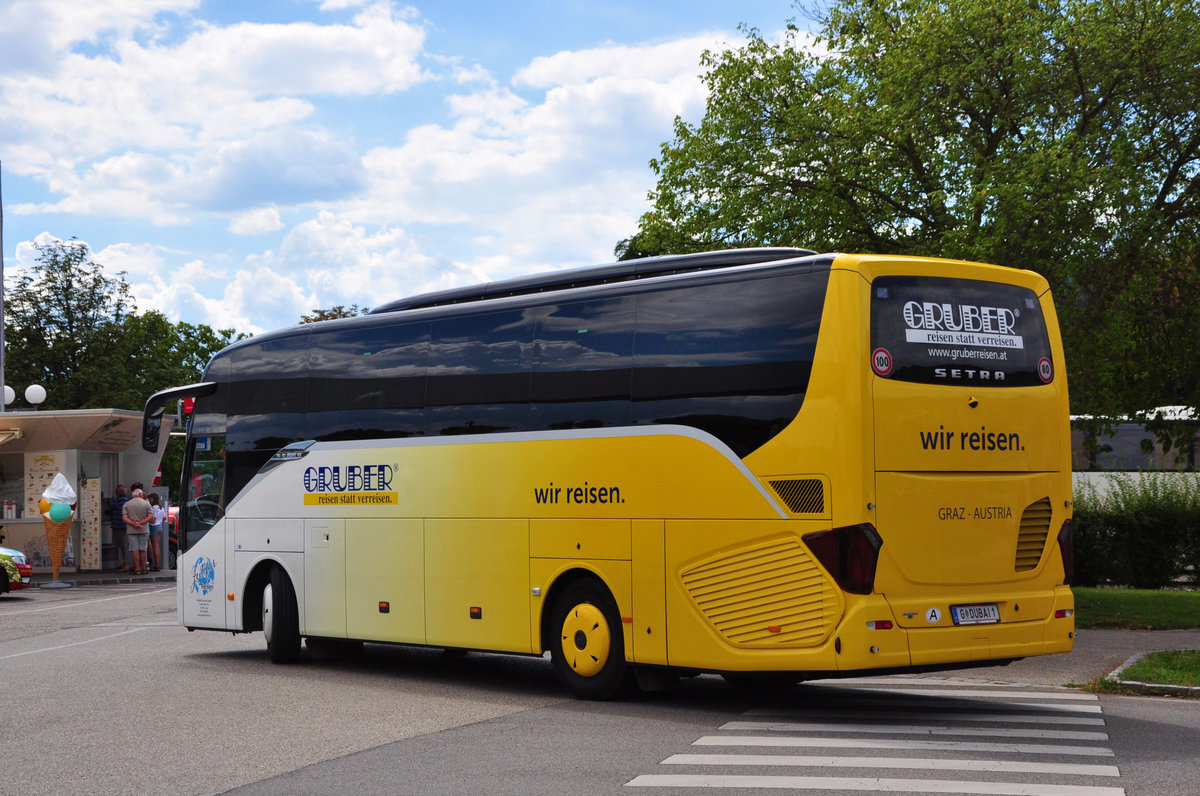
[870,276,1054,387]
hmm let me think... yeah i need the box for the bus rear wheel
[549,579,631,700]
[263,566,301,664]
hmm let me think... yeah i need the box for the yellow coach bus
[143,248,1075,698]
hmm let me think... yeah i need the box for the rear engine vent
[1015,497,1053,572]
[769,478,825,514]
[679,536,839,648]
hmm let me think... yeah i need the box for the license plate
[951,603,1000,625]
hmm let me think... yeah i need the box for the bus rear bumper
[905,588,1075,667]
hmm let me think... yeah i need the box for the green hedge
[1073,473,1200,589]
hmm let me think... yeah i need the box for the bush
[1073,473,1200,589]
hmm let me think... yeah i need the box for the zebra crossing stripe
[744,708,1106,726]
[660,753,1121,777]
[693,735,1115,756]
[625,773,1125,794]
[720,720,1107,741]
[814,687,1098,701]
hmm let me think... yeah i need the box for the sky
[0,0,818,336]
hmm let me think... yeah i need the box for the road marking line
[806,677,1064,688]
[817,687,1098,701]
[625,773,1125,794]
[720,720,1107,741]
[694,735,1114,757]
[0,627,146,660]
[744,708,1106,726]
[661,753,1121,777]
[0,587,174,616]
[772,697,1103,714]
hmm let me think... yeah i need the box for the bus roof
[367,247,815,314]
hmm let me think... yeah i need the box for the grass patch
[1073,587,1200,630]
[1118,651,1200,687]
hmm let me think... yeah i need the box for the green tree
[4,238,240,411]
[631,0,1200,420]
[4,238,135,409]
[300,304,367,324]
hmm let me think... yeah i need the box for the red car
[1,544,33,593]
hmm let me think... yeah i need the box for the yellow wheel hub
[559,602,611,678]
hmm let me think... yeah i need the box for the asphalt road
[2,582,1197,795]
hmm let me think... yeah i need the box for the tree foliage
[630,0,1200,420]
[4,238,239,411]
[300,304,367,324]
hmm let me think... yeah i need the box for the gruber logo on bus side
[302,464,399,506]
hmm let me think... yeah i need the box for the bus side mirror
[142,414,163,453]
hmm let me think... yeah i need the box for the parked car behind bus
[0,544,33,593]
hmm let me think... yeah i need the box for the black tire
[263,566,301,664]
[548,578,632,700]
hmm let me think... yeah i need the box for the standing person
[123,488,152,575]
[109,485,129,572]
[147,493,166,572]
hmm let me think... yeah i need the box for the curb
[32,572,177,588]
[1106,652,1200,697]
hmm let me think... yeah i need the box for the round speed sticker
[1038,357,1053,383]
[871,348,893,376]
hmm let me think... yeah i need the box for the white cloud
[0,0,200,74]
[0,2,803,337]
[229,208,285,235]
[272,210,488,311]
[0,0,428,212]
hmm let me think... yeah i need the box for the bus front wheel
[263,566,301,664]
[549,579,631,700]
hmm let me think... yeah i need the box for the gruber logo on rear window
[902,301,1023,350]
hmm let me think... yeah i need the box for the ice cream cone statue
[41,473,77,582]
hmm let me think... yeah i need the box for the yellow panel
[908,620,1049,666]
[530,519,631,560]
[665,520,844,671]
[631,520,667,665]
[875,471,1067,592]
[873,380,1067,473]
[830,595,910,671]
[284,431,782,524]
[345,518,425,643]
[425,519,530,652]
[744,269,875,531]
[303,519,346,637]
[678,535,840,648]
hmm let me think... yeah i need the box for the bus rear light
[1056,520,1073,585]
[803,523,883,595]
[1055,609,1074,619]
[866,620,893,630]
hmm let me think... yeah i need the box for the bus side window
[631,271,824,457]
[426,309,534,435]
[531,295,634,430]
